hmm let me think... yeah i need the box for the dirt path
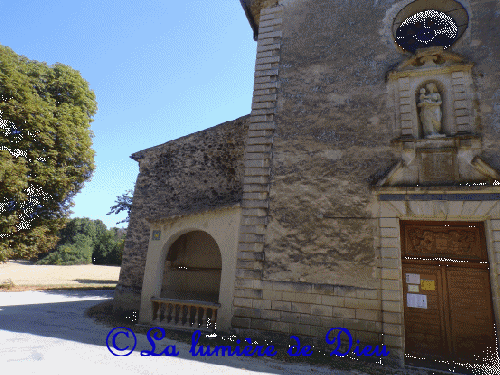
[0,260,120,289]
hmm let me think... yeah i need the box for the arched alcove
[139,206,241,332]
[160,230,222,303]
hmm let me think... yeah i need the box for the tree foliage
[0,45,97,261]
[57,217,107,249]
[37,234,94,265]
[37,217,125,265]
[92,228,124,265]
[107,188,133,225]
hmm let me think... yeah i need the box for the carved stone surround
[383,47,499,187]
[389,47,474,138]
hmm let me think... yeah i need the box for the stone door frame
[138,206,242,331]
[377,195,500,365]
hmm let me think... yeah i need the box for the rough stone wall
[264,0,401,287]
[116,115,250,300]
[454,0,500,171]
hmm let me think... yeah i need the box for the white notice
[407,293,427,309]
[406,273,420,284]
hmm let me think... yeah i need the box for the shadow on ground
[0,290,115,348]
[75,279,118,284]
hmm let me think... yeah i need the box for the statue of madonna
[418,83,446,138]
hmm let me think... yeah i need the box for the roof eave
[240,0,259,40]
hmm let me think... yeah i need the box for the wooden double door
[401,221,498,372]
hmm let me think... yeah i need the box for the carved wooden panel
[401,221,486,260]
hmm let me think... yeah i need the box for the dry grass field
[0,260,120,291]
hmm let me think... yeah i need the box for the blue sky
[2,0,256,228]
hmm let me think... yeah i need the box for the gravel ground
[0,260,120,288]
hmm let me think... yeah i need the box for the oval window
[396,10,458,53]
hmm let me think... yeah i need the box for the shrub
[0,279,15,290]
[37,234,93,265]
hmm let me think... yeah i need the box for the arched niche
[161,230,222,303]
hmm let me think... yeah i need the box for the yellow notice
[421,279,435,291]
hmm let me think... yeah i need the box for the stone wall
[233,280,384,347]
[265,0,400,287]
[460,0,500,171]
[233,0,500,290]
[231,0,500,364]
[114,115,250,312]
[232,1,389,352]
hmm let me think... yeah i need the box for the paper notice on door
[408,284,419,293]
[406,273,420,284]
[407,293,427,309]
[421,279,435,291]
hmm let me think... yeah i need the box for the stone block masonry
[233,4,284,319]
[231,279,383,348]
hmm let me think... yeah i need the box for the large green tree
[0,45,97,261]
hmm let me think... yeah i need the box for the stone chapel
[114,0,500,370]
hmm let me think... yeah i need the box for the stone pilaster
[451,70,472,134]
[398,77,414,137]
